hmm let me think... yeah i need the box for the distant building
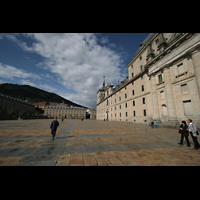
[49,102,58,106]
[32,103,46,110]
[0,93,35,118]
[97,33,200,127]
[86,108,96,119]
[44,105,96,119]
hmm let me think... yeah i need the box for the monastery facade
[96,33,200,128]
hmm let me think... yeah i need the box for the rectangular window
[141,76,143,80]
[181,84,188,94]
[132,90,134,95]
[156,39,159,44]
[132,65,133,68]
[142,85,144,91]
[119,105,121,109]
[158,74,163,83]
[133,111,136,116]
[140,65,143,71]
[120,113,121,117]
[160,91,165,99]
[126,112,128,117]
[133,101,135,106]
[183,100,193,116]
[115,106,116,110]
[178,63,184,74]
[144,109,146,116]
[132,81,134,85]
[119,97,121,101]
[125,103,127,108]
[132,73,134,77]
[125,94,127,98]
[143,98,145,104]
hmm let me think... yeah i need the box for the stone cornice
[146,33,195,75]
[126,33,159,67]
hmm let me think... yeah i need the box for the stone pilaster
[163,66,177,121]
[191,48,200,96]
[150,74,160,120]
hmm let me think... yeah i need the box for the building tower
[97,76,106,104]
[103,75,105,89]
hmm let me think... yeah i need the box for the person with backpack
[187,119,199,150]
[50,117,59,140]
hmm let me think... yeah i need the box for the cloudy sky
[0,33,149,108]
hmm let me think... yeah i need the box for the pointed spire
[103,75,105,89]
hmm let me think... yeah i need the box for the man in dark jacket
[178,121,190,147]
[50,117,59,140]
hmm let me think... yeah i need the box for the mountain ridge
[0,83,87,108]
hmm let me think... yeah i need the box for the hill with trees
[0,83,86,108]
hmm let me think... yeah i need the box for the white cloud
[0,63,41,80]
[20,79,37,87]
[100,36,109,44]
[19,79,57,93]
[4,33,127,107]
[39,84,57,93]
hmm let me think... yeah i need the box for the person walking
[151,120,154,128]
[50,117,59,140]
[178,121,191,147]
[155,120,158,128]
[187,119,199,150]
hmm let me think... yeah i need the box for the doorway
[86,113,90,119]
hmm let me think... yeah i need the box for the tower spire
[103,75,105,89]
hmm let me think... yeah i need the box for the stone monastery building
[96,33,200,127]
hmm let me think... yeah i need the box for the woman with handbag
[178,121,191,147]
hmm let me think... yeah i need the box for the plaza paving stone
[0,119,200,166]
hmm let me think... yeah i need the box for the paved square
[0,119,200,166]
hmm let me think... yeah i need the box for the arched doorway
[161,104,168,121]
[86,109,90,119]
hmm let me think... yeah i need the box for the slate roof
[113,76,129,92]
[131,33,155,62]
[0,93,34,106]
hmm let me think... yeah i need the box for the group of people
[151,120,158,128]
[179,119,199,150]
[49,117,199,150]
